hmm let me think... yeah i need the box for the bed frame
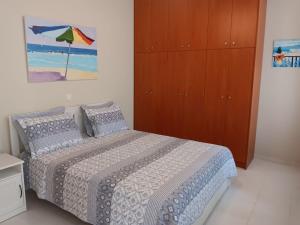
[8,105,230,225]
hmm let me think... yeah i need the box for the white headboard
[9,105,85,157]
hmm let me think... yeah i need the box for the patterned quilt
[23,130,237,225]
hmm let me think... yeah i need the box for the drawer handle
[19,184,23,198]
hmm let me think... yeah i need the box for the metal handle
[228,95,232,100]
[224,41,228,46]
[232,41,236,46]
[220,95,225,100]
[19,184,23,198]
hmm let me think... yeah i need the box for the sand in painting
[29,67,97,82]
[27,48,98,82]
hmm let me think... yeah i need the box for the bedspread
[23,130,237,225]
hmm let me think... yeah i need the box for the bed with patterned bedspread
[23,130,237,225]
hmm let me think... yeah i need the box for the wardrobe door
[168,0,209,51]
[182,51,207,140]
[230,0,259,48]
[168,0,190,51]
[148,53,169,134]
[134,53,154,132]
[159,52,186,137]
[135,53,167,133]
[207,0,233,49]
[203,50,229,145]
[224,48,255,164]
[151,0,169,51]
[134,0,151,52]
[189,0,209,50]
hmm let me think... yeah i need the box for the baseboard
[255,153,300,167]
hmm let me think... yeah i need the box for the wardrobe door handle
[228,95,232,100]
[220,95,225,100]
[19,184,23,198]
[224,41,228,46]
[232,41,236,46]
[145,90,153,95]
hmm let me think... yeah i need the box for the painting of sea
[24,16,98,82]
[273,40,300,68]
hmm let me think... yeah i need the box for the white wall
[255,0,300,165]
[0,0,134,153]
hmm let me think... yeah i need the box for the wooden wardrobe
[134,0,267,168]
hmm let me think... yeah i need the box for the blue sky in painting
[24,16,97,50]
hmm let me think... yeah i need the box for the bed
[9,106,237,225]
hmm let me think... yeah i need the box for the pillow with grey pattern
[81,101,114,137]
[12,106,65,152]
[83,104,128,138]
[16,113,83,158]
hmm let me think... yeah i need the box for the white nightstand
[0,154,26,222]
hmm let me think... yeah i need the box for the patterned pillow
[83,104,128,138]
[81,101,114,136]
[12,106,65,151]
[16,113,83,158]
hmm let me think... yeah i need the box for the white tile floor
[1,158,299,225]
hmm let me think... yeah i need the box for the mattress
[23,130,237,225]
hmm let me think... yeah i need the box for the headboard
[9,105,85,157]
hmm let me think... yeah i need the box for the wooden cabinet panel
[159,52,185,137]
[148,53,169,130]
[230,0,259,48]
[134,0,151,52]
[207,0,233,49]
[134,53,168,133]
[151,0,169,51]
[168,0,209,51]
[168,0,190,51]
[224,49,255,163]
[159,51,206,139]
[203,50,229,145]
[189,0,209,50]
[134,53,154,131]
[182,51,206,140]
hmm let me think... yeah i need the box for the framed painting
[273,39,300,68]
[24,16,98,82]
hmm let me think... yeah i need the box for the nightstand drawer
[0,174,24,217]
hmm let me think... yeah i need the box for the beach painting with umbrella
[273,39,300,68]
[24,16,98,82]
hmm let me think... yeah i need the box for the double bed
[9,106,237,225]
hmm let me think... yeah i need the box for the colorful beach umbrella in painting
[29,25,95,78]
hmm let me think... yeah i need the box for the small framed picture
[273,39,300,68]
